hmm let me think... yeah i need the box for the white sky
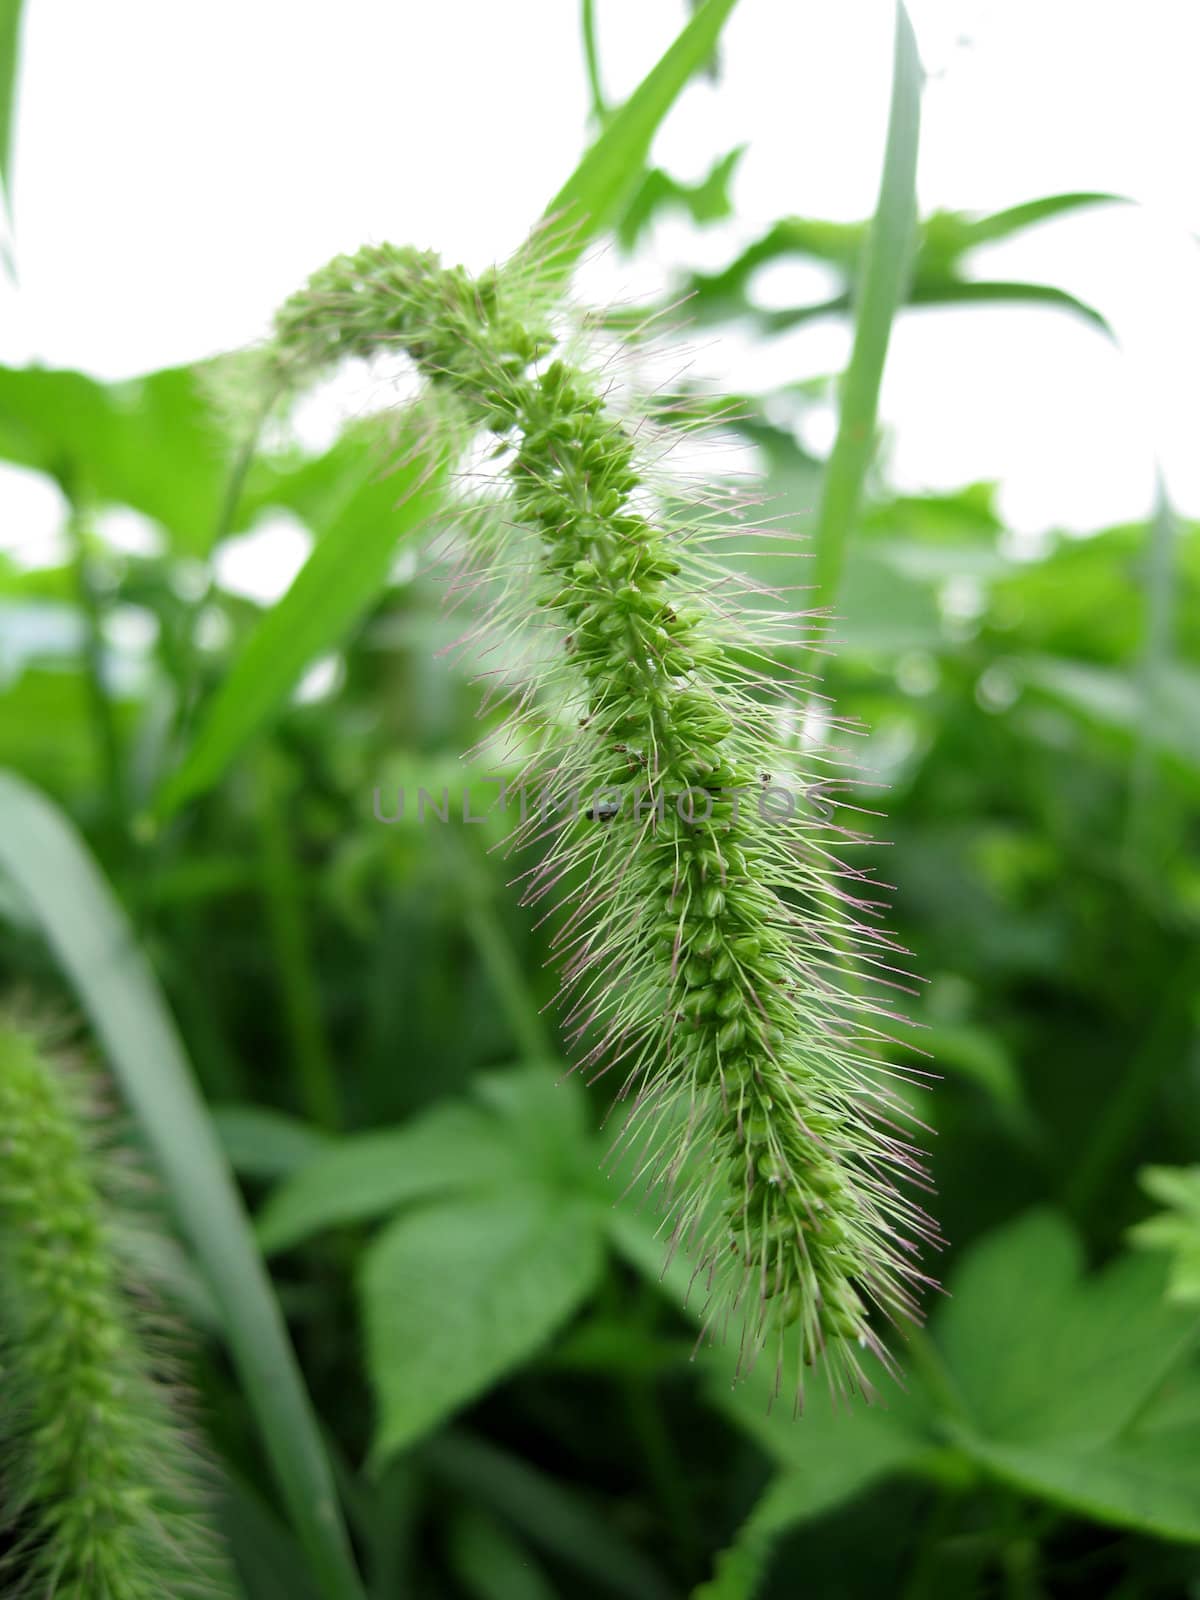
[2,0,1199,579]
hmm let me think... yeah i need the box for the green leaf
[703,1346,930,1507]
[363,1187,604,1460]
[947,191,1126,253]
[257,1101,522,1256]
[256,1063,588,1255]
[446,1509,558,1600]
[616,145,745,250]
[1023,657,1200,772]
[937,1209,1196,1446]
[935,1210,1200,1538]
[0,770,365,1600]
[0,364,235,552]
[962,1426,1200,1545]
[211,1103,334,1182]
[531,0,742,280]
[695,1340,935,1597]
[0,0,23,230]
[1130,1165,1200,1306]
[153,419,451,819]
[904,276,1113,335]
[690,1470,860,1600]
[811,2,922,612]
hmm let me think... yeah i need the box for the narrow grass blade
[0,0,22,228]
[1127,471,1177,862]
[0,770,366,1600]
[154,422,450,820]
[529,0,742,280]
[962,190,1126,249]
[907,276,1112,336]
[811,1,922,614]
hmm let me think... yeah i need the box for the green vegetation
[0,4,1197,1596]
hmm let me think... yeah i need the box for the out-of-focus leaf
[257,1102,522,1256]
[0,365,234,552]
[686,193,1121,337]
[531,0,742,281]
[426,1430,673,1600]
[936,1211,1200,1538]
[616,145,745,250]
[0,770,364,1600]
[904,276,1112,334]
[0,666,137,796]
[220,1472,324,1600]
[257,1063,588,1255]
[0,0,23,229]
[938,1210,1196,1446]
[446,1508,558,1600]
[895,1019,1033,1127]
[962,1427,1200,1544]
[153,420,451,819]
[1023,657,1200,771]
[211,1103,333,1182]
[926,191,1126,256]
[811,1,921,611]
[1129,1166,1200,1306]
[834,545,942,654]
[363,1187,604,1460]
[695,1340,935,1596]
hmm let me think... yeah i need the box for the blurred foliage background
[0,4,1199,1597]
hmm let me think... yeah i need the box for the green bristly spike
[265,240,937,1402]
[0,1020,235,1598]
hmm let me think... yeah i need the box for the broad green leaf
[962,1425,1200,1545]
[211,1103,334,1182]
[257,1102,522,1256]
[937,1210,1197,1447]
[0,0,22,228]
[0,364,235,552]
[0,665,137,797]
[0,770,365,1600]
[1024,657,1200,772]
[153,419,451,818]
[364,1187,604,1459]
[530,0,742,280]
[257,1063,588,1255]
[811,2,921,613]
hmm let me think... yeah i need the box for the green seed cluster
[0,1023,230,1598]
[270,245,930,1387]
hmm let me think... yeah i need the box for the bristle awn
[262,238,938,1399]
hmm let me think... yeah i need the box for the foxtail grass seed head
[0,1018,234,1598]
[267,238,939,1402]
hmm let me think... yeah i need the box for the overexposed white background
[2,0,1198,585]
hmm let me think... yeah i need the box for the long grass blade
[811,1,922,615]
[154,423,450,820]
[529,0,742,280]
[0,769,366,1600]
[0,1,21,210]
